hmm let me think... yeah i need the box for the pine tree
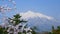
[8,14,27,26]
[7,14,32,34]
[0,14,36,34]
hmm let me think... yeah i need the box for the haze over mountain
[20,11,60,32]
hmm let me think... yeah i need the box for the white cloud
[20,11,54,20]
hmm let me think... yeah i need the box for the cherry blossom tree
[0,0,36,34]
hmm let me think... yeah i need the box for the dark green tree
[57,26,60,31]
[0,14,36,34]
[9,14,27,26]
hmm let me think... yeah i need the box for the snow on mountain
[20,11,54,20]
[20,11,60,32]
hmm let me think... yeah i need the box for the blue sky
[0,0,60,20]
[15,0,60,19]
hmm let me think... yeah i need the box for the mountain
[0,11,60,32]
[27,17,60,32]
[20,11,53,20]
[20,11,60,32]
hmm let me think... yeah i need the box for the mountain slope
[20,11,60,32]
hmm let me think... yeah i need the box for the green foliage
[31,30,36,34]
[52,26,54,30]
[18,32,22,34]
[0,26,8,34]
[57,26,60,30]
[9,14,27,26]
[0,14,37,34]
[31,27,37,34]
[49,26,60,34]
[0,26,4,34]
[48,32,52,34]
[14,14,21,19]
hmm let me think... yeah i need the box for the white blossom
[0,0,33,34]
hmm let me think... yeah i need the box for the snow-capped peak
[20,11,54,20]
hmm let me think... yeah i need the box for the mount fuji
[0,11,60,32]
[20,11,60,32]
